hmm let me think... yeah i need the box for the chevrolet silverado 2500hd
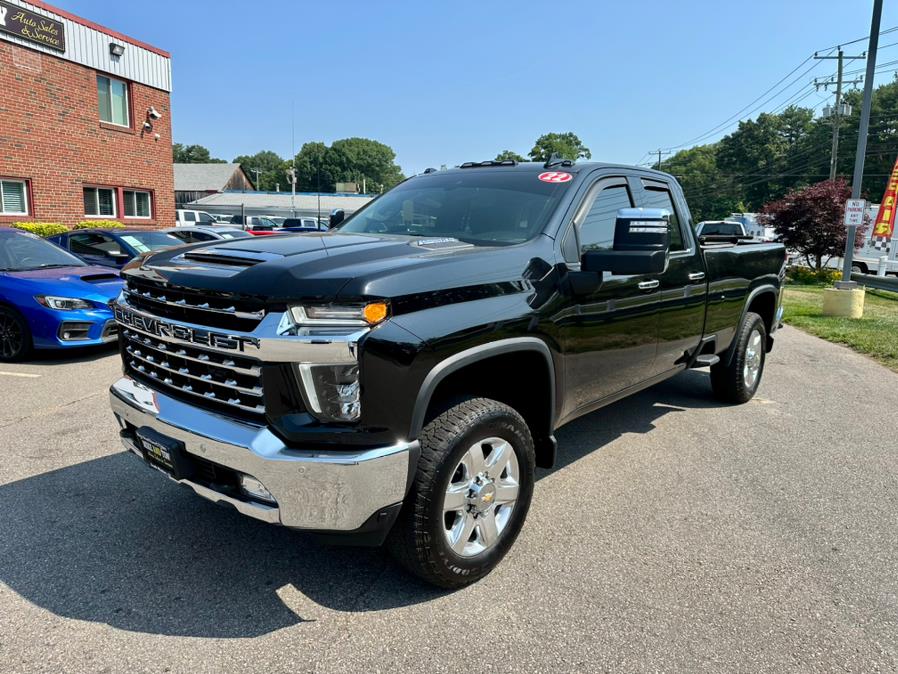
[109,160,786,588]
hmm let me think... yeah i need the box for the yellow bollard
[822,286,866,318]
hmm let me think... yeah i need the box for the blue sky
[59,0,898,175]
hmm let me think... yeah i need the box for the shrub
[787,266,842,286]
[75,220,124,230]
[11,222,68,237]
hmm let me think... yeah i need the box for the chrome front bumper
[110,376,416,531]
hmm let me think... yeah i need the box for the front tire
[710,311,767,404]
[0,307,32,362]
[387,397,535,589]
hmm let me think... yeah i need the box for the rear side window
[184,212,197,222]
[639,183,684,251]
[578,184,633,252]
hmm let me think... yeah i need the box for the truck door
[556,176,661,417]
[634,178,707,373]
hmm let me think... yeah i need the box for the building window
[97,75,130,127]
[124,190,152,218]
[83,187,117,218]
[0,179,29,215]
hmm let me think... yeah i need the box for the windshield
[218,230,251,239]
[338,170,573,245]
[119,232,182,253]
[0,230,87,271]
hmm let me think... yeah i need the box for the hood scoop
[80,272,120,283]
[181,246,285,268]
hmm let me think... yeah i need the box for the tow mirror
[581,208,671,275]
[329,209,345,228]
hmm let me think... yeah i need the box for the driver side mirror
[581,208,671,275]
[329,209,345,228]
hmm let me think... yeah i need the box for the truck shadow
[0,370,721,638]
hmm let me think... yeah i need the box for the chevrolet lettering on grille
[114,305,261,352]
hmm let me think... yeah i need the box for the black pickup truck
[109,161,785,588]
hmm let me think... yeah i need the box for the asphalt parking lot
[1,326,897,672]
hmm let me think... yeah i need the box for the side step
[691,354,720,368]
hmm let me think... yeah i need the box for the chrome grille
[123,277,266,332]
[121,327,265,420]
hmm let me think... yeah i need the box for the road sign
[844,198,867,227]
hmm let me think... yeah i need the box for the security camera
[147,107,162,120]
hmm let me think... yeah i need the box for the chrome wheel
[743,328,763,390]
[443,437,520,558]
[0,313,24,359]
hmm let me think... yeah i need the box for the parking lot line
[0,371,41,379]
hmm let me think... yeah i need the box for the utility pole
[251,169,262,191]
[317,161,321,223]
[653,148,672,171]
[814,49,864,180]
[839,0,882,287]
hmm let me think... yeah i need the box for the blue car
[0,228,123,361]
[48,228,183,268]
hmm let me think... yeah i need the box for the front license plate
[136,427,190,479]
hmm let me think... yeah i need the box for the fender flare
[408,337,556,440]
[725,284,779,366]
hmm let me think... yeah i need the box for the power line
[656,27,898,156]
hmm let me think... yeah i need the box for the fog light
[297,363,361,422]
[239,474,276,505]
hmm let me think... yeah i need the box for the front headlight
[35,296,93,311]
[297,363,361,422]
[289,302,389,327]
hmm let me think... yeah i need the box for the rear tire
[710,311,767,404]
[387,397,535,589]
[0,306,32,362]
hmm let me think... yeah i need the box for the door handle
[638,280,660,291]
[688,272,706,281]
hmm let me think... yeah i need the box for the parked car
[282,217,328,232]
[695,220,749,239]
[48,229,183,268]
[0,228,122,361]
[210,214,233,224]
[228,215,277,228]
[176,209,218,226]
[266,217,287,227]
[108,161,786,588]
[162,226,252,244]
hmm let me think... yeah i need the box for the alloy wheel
[743,328,763,390]
[442,437,520,557]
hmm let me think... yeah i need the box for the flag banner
[872,156,898,247]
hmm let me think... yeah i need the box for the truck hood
[0,266,122,303]
[125,232,540,304]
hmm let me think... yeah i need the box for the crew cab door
[634,178,707,371]
[555,176,661,417]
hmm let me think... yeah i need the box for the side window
[639,183,685,251]
[70,233,119,256]
[184,211,197,222]
[578,184,633,253]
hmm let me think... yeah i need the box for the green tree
[293,138,405,193]
[528,132,591,162]
[233,150,286,191]
[495,150,526,162]
[172,143,226,164]
[293,141,338,192]
[665,144,741,222]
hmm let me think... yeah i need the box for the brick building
[0,0,173,228]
